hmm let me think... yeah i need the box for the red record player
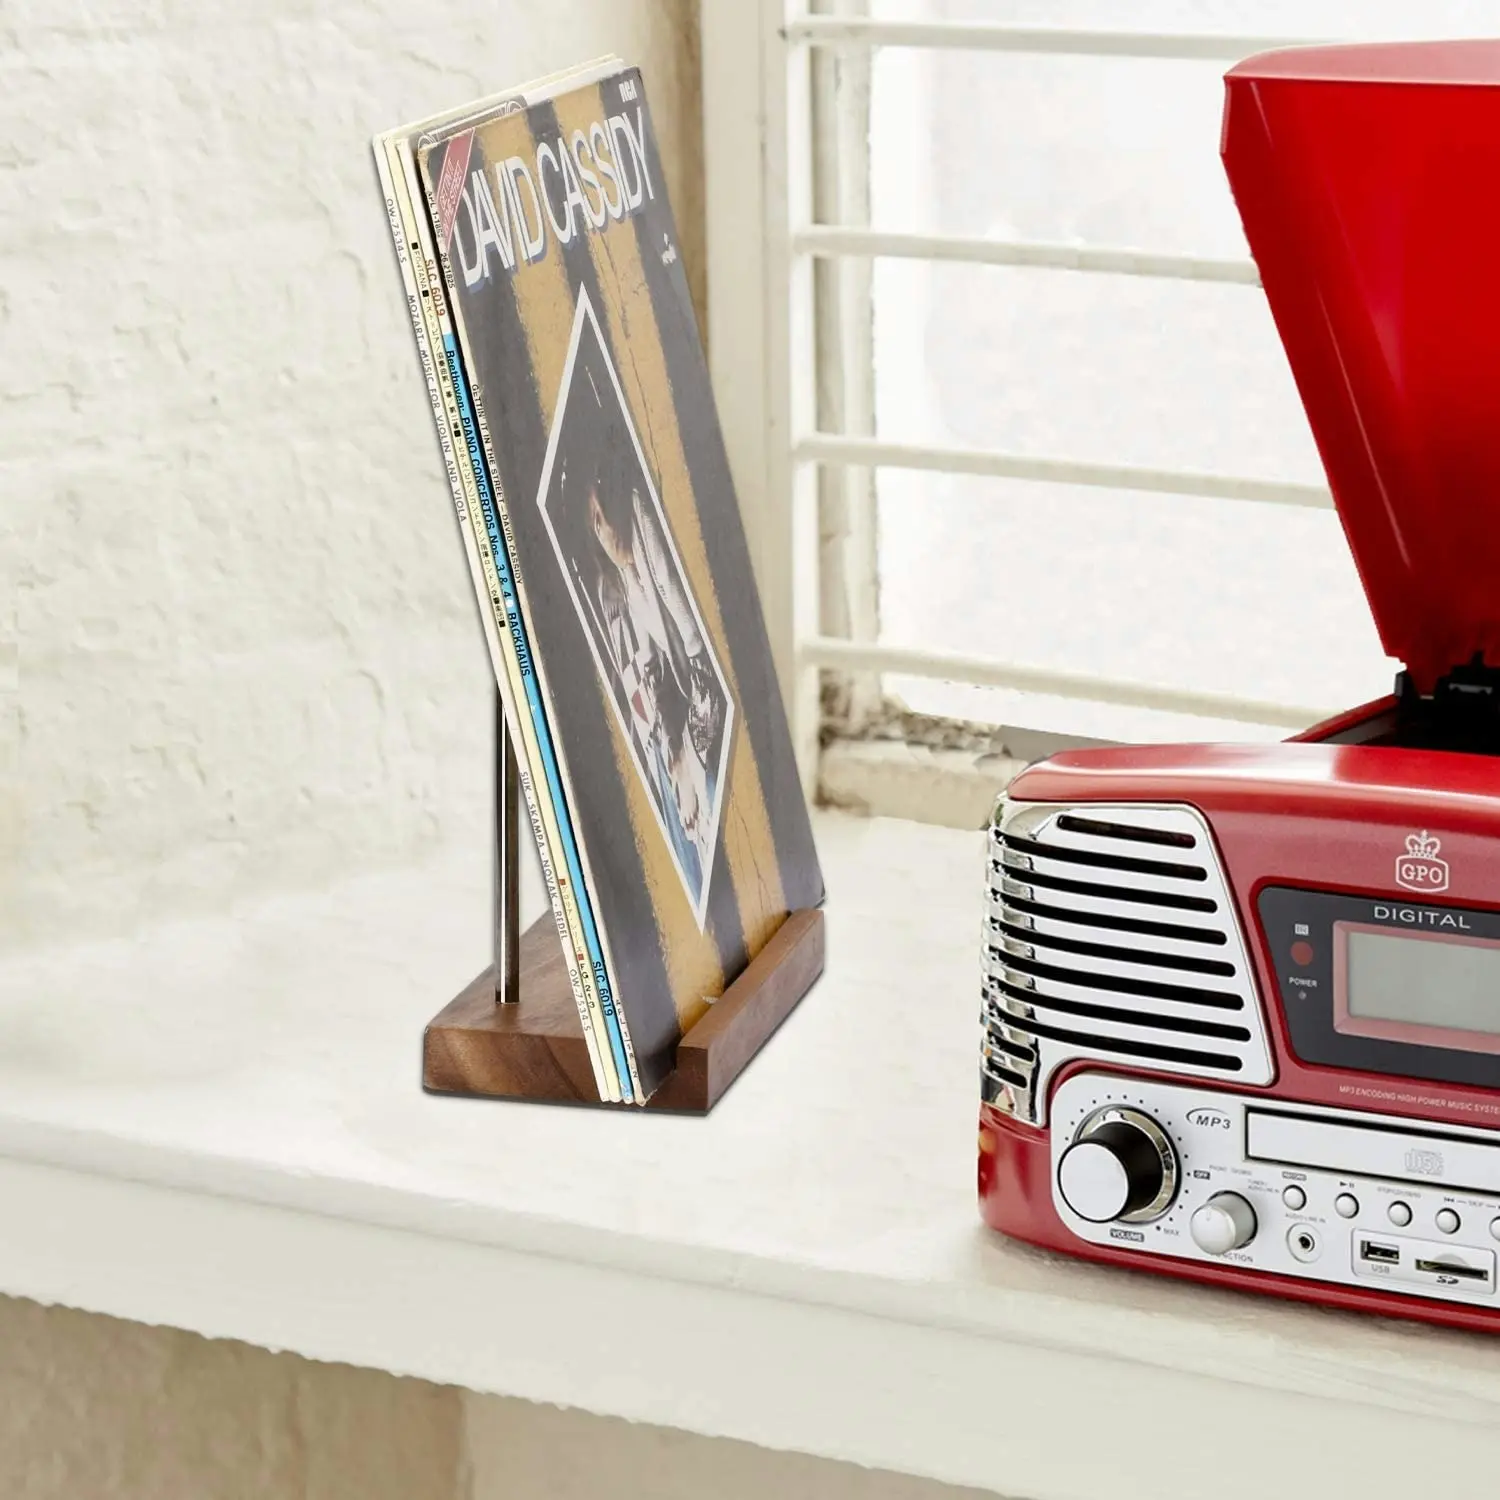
[979,41,1500,1332]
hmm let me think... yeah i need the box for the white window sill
[0,811,1496,1499]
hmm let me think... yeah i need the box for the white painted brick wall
[3,0,702,952]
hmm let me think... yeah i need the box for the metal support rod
[494,688,520,1005]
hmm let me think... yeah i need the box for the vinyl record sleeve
[418,69,824,1097]
[373,67,628,1101]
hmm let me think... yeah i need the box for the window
[702,2,1497,822]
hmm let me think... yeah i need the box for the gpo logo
[1396,831,1449,894]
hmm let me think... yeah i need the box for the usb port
[1359,1240,1400,1265]
[1414,1258,1489,1282]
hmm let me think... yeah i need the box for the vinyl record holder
[422,690,825,1111]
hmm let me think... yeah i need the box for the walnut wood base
[423,908,825,1112]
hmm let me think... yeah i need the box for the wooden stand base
[423,908,825,1112]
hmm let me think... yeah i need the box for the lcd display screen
[1334,922,1500,1053]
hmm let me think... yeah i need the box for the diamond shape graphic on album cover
[535,286,735,929]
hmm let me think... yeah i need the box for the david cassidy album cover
[417,68,823,1098]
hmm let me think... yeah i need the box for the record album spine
[416,150,644,1104]
[375,134,619,1103]
[399,151,632,1105]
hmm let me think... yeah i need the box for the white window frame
[701,5,1335,817]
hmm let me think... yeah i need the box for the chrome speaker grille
[982,798,1274,1124]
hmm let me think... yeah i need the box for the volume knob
[1058,1109,1177,1223]
[1190,1192,1258,1255]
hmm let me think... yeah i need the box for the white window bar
[705,6,1344,799]
[795,434,1332,511]
[808,13,883,745]
[799,637,1326,732]
[793,227,1261,285]
[782,18,1317,62]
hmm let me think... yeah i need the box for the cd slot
[1247,1108,1500,1196]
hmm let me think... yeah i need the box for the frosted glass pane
[850,0,1473,737]
[868,49,1241,255]
[870,260,1321,483]
[874,472,1396,741]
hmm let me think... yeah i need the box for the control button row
[1285,1191,1500,1240]
[1302,1191,1469,1234]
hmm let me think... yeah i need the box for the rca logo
[1396,831,1449,894]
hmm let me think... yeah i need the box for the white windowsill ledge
[1,811,1498,1500]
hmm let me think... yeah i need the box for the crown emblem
[1396,830,1449,893]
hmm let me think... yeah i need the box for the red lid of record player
[1223,41,1500,692]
